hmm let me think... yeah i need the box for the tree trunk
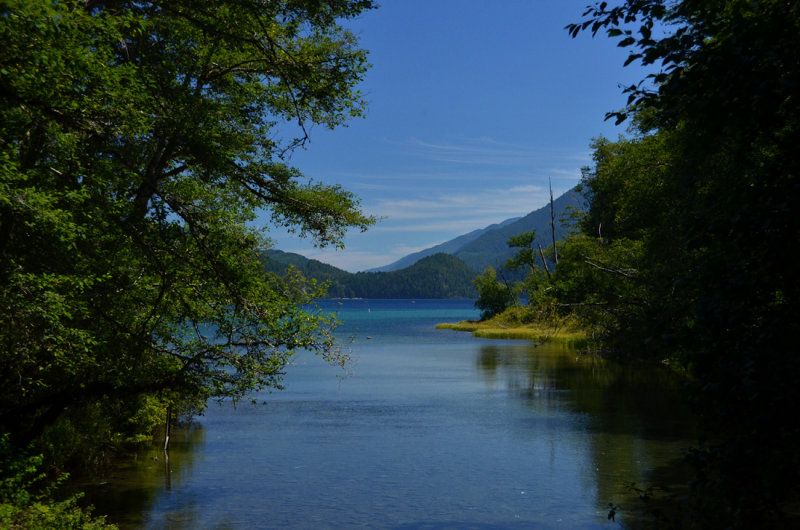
[549,178,559,265]
[164,404,171,454]
[538,243,552,281]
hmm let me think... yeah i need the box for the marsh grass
[436,309,588,348]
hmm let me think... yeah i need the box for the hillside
[262,188,585,297]
[453,188,584,271]
[262,251,477,299]
[367,216,521,272]
[371,188,584,273]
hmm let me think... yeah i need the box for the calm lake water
[82,299,695,529]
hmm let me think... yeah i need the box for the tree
[473,267,514,320]
[0,0,376,462]
[504,231,538,275]
[503,230,554,305]
[568,0,800,525]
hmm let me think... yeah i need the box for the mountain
[261,249,350,284]
[367,216,521,272]
[372,187,585,273]
[262,251,477,299]
[262,188,586,298]
[452,188,584,272]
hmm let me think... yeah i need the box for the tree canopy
[0,0,376,463]
[557,1,800,525]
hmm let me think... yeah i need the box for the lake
[81,299,695,529]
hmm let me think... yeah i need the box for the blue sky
[265,1,650,272]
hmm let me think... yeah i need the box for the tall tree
[569,0,800,525]
[0,0,375,457]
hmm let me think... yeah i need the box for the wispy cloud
[371,217,511,233]
[365,184,556,227]
[405,136,588,169]
[305,137,589,198]
[273,179,577,272]
[269,136,589,272]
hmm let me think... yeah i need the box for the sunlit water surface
[81,299,694,529]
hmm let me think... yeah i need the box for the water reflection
[477,342,695,527]
[80,301,695,529]
[79,422,207,529]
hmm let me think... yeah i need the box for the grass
[436,315,588,347]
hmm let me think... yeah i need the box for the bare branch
[582,256,638,279]
[538,243,552,281]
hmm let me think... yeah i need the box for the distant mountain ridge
[264,187,585,299]
[452,188,583,271]
[372,188,584,273]
[366,216,521,272]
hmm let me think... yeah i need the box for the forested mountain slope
[453,188,584,271]
[371,188,584,273]
[367,216,521,272]
[263,251,477,298]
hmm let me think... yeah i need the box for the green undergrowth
[0,435,116,529]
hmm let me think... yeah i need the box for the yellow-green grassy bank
[436,320,588,348]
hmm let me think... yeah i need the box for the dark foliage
[564,0,800,526]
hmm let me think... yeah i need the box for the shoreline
[435,320,588,347]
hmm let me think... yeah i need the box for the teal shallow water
[81,299,694,529]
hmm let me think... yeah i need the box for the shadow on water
[477,342,696,528]
[76,422,207,529]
